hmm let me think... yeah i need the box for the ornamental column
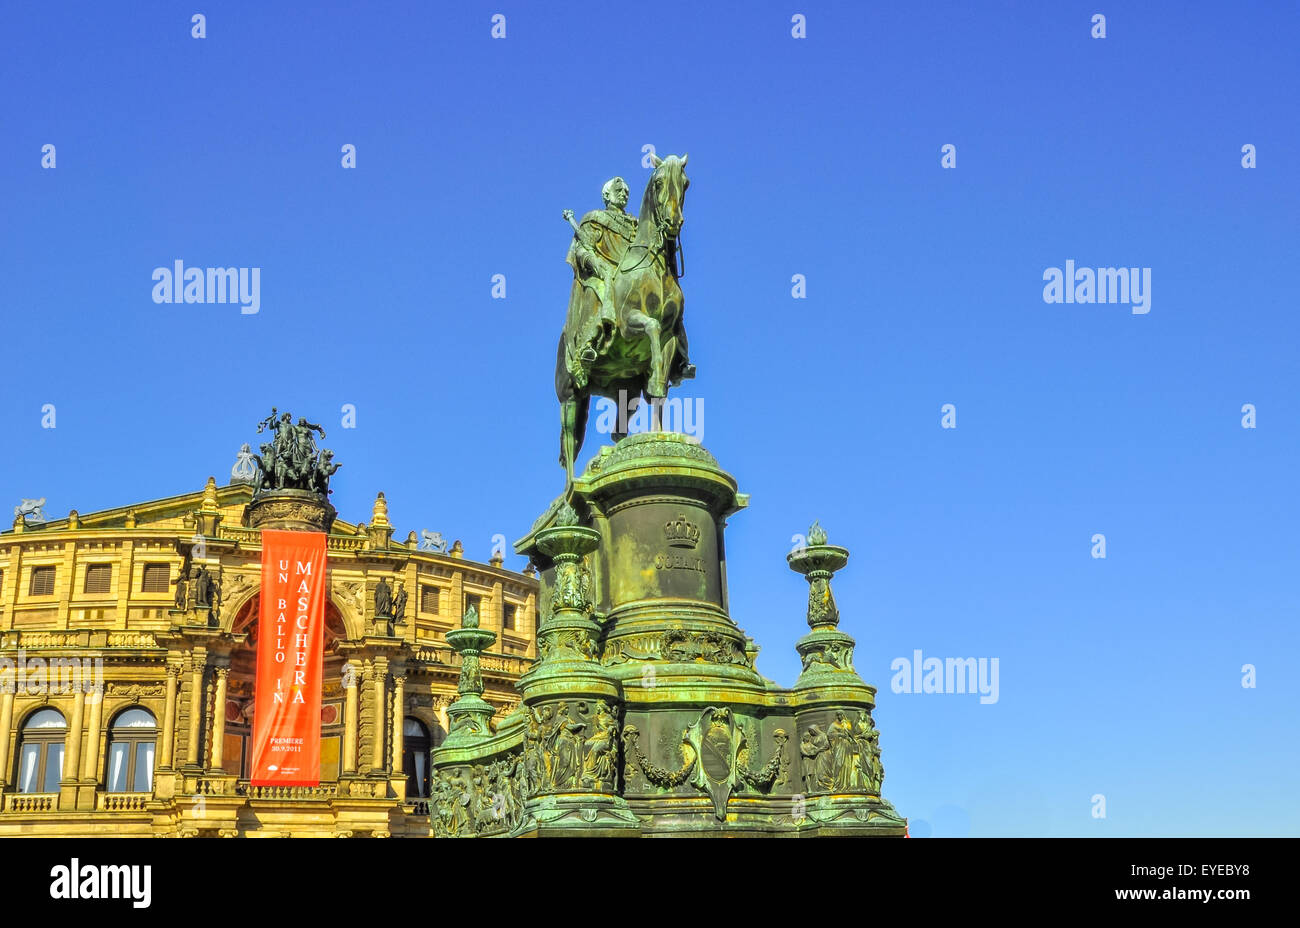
[511,503,637,834]
[342,660,360,775]
[210,667,229,771]
[0,683,14,788]
[390,674,406,772]
[159,664,180,768]
[786,521,902,827]
[186,650,206,767]
[64,686,87,785]
[370,658,387,772]
[441,604,497,747]
[81,683,105,781]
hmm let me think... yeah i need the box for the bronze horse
[556,154,693,492]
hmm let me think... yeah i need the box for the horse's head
[644,153,689,238]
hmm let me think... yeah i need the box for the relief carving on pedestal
[799,709,884,794]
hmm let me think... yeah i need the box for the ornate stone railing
[193,777,237,796]
[339,778,388,799]
[480,654,528,673]
[239,782,338,801]
[219,526,369,554]
[1,631,79,649]
[97,793,150,811]
[4,793,57,813]
[326,535,367,552]
[413,645,531,676]
[405,799,430,816]
[105,632,160,649]
[217,527,261,545]
[0,630,160,650]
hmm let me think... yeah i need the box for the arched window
[403,718,431,798]
[105,708,157,793]
[17,709,66,793]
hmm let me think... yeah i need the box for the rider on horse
[555,155,695,493]
[561,177,639,391]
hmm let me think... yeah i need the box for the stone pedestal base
[796,794,907,836]
[521,792,641,837]
[245,489,336,533]
[424,432,911,838]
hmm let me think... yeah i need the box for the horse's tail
[556,332,590,470]
[555,332,575,402]
[558,393,591,468]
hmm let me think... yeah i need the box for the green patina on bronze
[430,158,905,837]
[242,408,340,533]
[556,154,695,494]
[440,605,498,750]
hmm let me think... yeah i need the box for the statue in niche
[373,576,393,617]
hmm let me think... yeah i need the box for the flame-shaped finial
[201,476,220,512]
[555,501,580,527]
[371,491,391,528]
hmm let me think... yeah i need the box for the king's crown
[664,513,701,548]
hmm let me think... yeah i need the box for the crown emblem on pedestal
[664,513,702,548]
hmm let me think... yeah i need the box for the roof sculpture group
[245,408,340,497]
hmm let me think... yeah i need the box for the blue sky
[2,1,1297,836]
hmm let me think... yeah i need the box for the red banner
[251,529,326,786]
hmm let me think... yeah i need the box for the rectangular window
[133,742,155,792]
[503,603,518,631]
[221,734,245,779]
[19,743,40,793]
[420,585,440,615]
[412,750,428,797]
[84,564,112,594]
[29,566,56,597]
[43,744,64,793]
[140,563,170,593]
[106,742,129,792]
[320,736,341,782]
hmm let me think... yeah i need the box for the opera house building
[0,471,537,837]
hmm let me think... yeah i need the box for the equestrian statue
[556,153,694,494]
